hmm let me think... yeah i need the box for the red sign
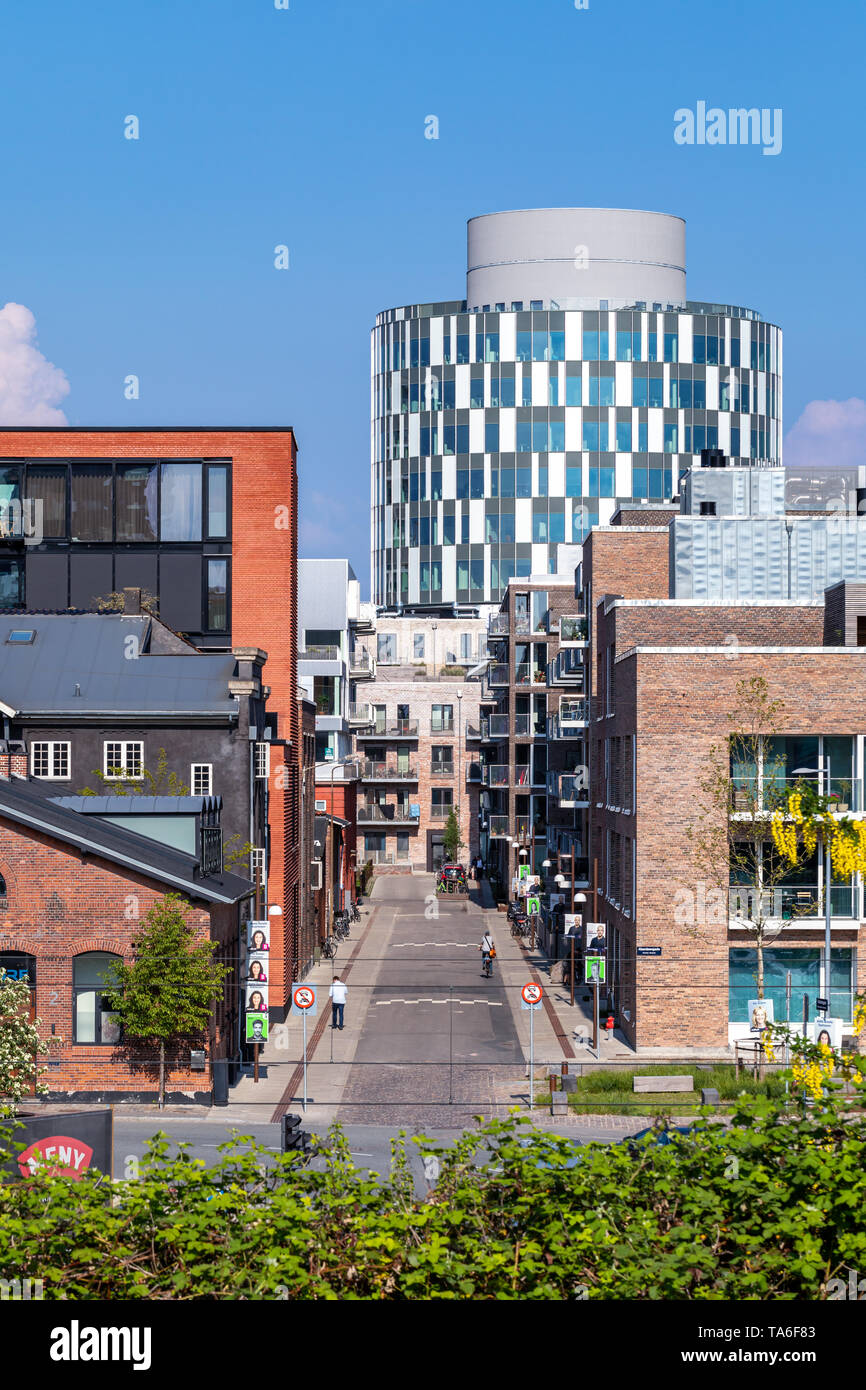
[293,986,315,1010]
[521,982,543,1005]
[17,1136,95,1180]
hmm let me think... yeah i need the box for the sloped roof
[0,614,238,717]
[0,777,252,904]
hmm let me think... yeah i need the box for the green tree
[103,895,231,1109]
[686,676,791,998]
[79,747,189,799]
[442,806,464,863]
[0,970,49,1117]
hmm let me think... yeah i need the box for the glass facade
[372,302,781,605]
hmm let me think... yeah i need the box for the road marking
[374,997,503,1007]
[391,941,474,948]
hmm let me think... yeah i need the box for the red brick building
[0,428,300,1017]
[581,521,866,1050]
[0,771,251,1103]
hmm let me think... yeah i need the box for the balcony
[348,702,372,726]
[729,883,858,922]
[547,770,590,808]
[559,615,589,645]
[355,719,419,739]
[482,764,510,787]
[301,644,340,661]
[431,763,455,777]
[358,804,421,826]
[360,761,419,782]
[488,614,511,636]
[549,648,586,686]
[512,765,532,788]
[430,804,456,820]
[483,714,510,740]
[465,723,483,741]
[731,774,864,815]
[349,648,375,679]
[362,849,411,866]
[488,664,510,687]
[547,702,589,739]
[487,815,509,837]
[431,720,455,735]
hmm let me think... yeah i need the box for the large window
[431,704,454,733]
[0,559,23,608]
[207,559,228,631]
[116,464,158,541]
[729,947,855,1024]
[206,464,229,538]
[431,745,453,775]
[377,632,396,663]
[431,787,453,817]
[413,631,426,659]
[31,741,70,780]
[104,741,143,779]
[160,463,202,541]
[25,465,66,538]
[70,465,113,542]
[73,952,122,1044]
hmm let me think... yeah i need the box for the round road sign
[293,986,315,1010]
[521,982,543,1006]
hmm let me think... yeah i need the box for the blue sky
[0,0,863,593]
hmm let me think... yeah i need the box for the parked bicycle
[349,901,361,923]
[321,936,337,960]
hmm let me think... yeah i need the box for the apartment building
[564,461,866,1050]
[298,558,375,763]
[480,576,588,890]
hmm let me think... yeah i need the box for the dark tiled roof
[0,777,252,904]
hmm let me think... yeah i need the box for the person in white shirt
[329,975,348,1030]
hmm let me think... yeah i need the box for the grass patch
[539,1063,787,1116]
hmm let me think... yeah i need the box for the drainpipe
[785,520,793,599]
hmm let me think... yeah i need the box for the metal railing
[349,648,374,675]
[348,703,372,724]
[487,815,509,837]
[553,648,586,683]
[430,719,455,734]
[360,762,419,781]
[731,773,863,814]
[431,762,454,777]
[363,849,410,866]
[559,615,588,643]
[430,805,454,820]
[547,771,590,804]
[729,883,857,919]
[515,663,533,686]
[513,714,531,736]
[488,664,509,686]
[358,804,420,824]
[356,719,419,738]
[483,764,510,787]
[488,614,511,636]
[301,644,340,661]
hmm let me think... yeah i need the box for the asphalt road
[336,875,526,1125]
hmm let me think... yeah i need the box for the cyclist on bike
[479,930,495,977]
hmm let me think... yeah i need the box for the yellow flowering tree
[771,782,866,887]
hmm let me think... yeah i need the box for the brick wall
[0,819,236,1101]
[607,602,825,653]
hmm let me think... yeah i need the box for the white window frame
[251,847,266,887]
[254,742,270,779]
[30,741,70,780]
[191,763,213,796]
[103,741,143,779]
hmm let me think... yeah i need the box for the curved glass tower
[371,208,782,607]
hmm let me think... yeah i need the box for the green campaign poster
[526,896,540,915]
[246,1011,269,1042]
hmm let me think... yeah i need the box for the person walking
[329,975,348,1030]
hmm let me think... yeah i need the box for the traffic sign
[585,955,606,984]
[521,982,543,1011]
[292,985,318,1015]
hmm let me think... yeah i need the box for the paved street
[334,875,526,1126]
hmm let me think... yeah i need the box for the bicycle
[321,936,337,960]
[349,901,361,924]
[481,953,494,978]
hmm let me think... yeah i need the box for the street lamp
[456,689,464,845]
[431,621,438,676]
[792,763,833,1019]
[569,891,588,1006]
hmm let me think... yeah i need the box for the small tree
[442,807,464,863]
[0,971,49,1117]
[687,676,791,999]
[104,895,231,1109]
[80,747,189,799]
[94,588,160,616]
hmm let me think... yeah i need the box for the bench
[633,1074,694,1093]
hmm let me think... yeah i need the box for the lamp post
[431,621,438,677]
[571,892,587,1007]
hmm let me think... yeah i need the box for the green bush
[549,1064,788,1114]
[1,1093,865,1299]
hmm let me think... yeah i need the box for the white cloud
[784,397,866,470]
[0,302,70,425]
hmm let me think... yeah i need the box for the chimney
[0,741,28,779]
[123,587,142,615]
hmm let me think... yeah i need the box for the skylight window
[5,630,35,644]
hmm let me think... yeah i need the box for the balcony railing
[547,702,589,739]
[513,766,532,787]
[349,648,375,677]
[487,815,509,837]
[488,614,511,636]
[513,713,531,736]
[348,702,372,725]
[356,719,419,738]
[731,774,864,814]
[559,615,589,644]
[465,724,482,740]
[729,883,857,920]
[484,714,510,739]
[547,770,590,806]
[360,762,419,781]
[431,763,455,777]
[358,804,421,825]
[483,764,510,787]
[488,664,509,686]
[431,719,455,734]
[301,644,340,661]
[551,648,586,685]
[515,663,533,686]
[362,849,410,866]
[430,805,454,820]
